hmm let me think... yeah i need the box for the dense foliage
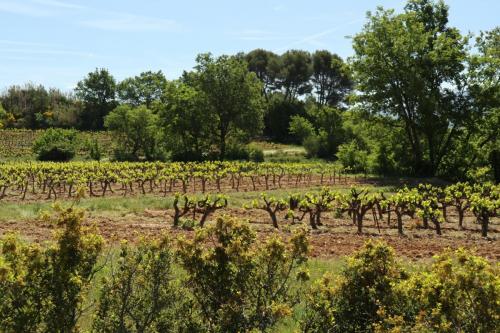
[302,241,500,333]
[32,128,77,161]
[0,205,103,332]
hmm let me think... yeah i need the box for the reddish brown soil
[1,207,497,261]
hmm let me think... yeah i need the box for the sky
[0,0,498,91]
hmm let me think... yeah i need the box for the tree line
[0,0,498,181]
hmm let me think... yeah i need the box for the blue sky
[0,0,498,91]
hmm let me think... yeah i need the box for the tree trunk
[309,213,317,229]
[269,210,279,229]
[433,219,442,236]
[356,212,363,234]
[173,210,180,227]
[219,129,227,160]
[441,204,447,222]
[458,209,464,229]
[422,216,429,229]
[315,212,323,226]
[481,214,489,238]
[199,211,211,227]
[396,213,403,235]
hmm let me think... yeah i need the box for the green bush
[224,142,250,160]
[336,140,369,173]
[86,138,101,161]
[302,242,500,333]
[0,206,103,332]
[380,248,500,333]
[301,241,407,333]
[92,237,201,333]
[32,128,77,161]
[289,115,315,144]
[177,217,309,332]
[0,103,6,129]
[303,135,321,158]
[248,145,265,162]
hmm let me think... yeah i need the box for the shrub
[381,248,500,333]
[289,115,315,144]
[336,140,369,173]
[32,128,77,161]
[0,205,103,332]
[0,103,6,128]
[224,143,264,162]
[301,241,408,333]
[247,145,265,162]
[177,217,309,332]
[86,138,102,161]
[92,237,201,333]
[224,142,250,160]
[303,135,321,158]
[370,143,398,176]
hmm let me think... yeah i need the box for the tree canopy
[75,68,117,130]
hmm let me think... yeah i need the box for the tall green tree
[75,68,117,130]
[104,105,160,160]
[117,70,167,108]
[0,102,6,128]
[311,50,352,107]
[351,0,470,176]
[194,53,264,159]
[278,50,312,101]
[158,81,212,161]
[245,49,281,100]
[469,27,500,182]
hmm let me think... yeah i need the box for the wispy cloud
[32,0,85,10]
[1,47,95,57]
[274,18,364,52]
[230,29,292,41]
[0,39,60,47]
[0,1,179,33]
[0,1,53,17]
[0,39,96,58]
[81,13,178,32]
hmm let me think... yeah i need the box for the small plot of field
[251,140,308,162]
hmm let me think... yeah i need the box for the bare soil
[1,207,497,261]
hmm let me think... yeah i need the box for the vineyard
[0,129,113,159]
[122,182,500,238]
[0,161,349,201]
[0,161,498,261]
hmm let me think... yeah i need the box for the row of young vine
[172,182,499,237]
[0,161,348,200]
